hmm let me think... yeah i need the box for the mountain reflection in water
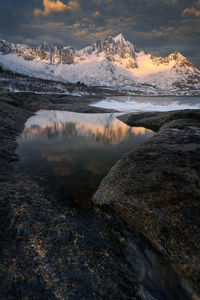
[22,110,150,143]
[17,110,154,207]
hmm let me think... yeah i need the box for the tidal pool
[16,110,154,207]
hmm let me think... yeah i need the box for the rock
[93,109,200,298]
[118,109,200,131]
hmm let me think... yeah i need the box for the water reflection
[22,110,150,143]
[17,110,154,207]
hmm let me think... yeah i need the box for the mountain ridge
[0,34,199,94]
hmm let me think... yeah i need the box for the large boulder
[93,110,200,298]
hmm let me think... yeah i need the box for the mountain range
[0,33,199,94]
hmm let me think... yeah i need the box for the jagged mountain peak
[168,52,185,61]
[0,39,8,44]
[148,50,196,71]
[166,52,198,72]
[74,34,137,69]
[102,33,133,49]
[113,33,126,44]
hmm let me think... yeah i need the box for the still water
[91,96,200,112]
[17,110,153,207]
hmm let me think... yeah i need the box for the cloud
[182,7,200,17]
[34,0,80,16]
[90,29,112,38]
[72,29,88,37]
[93,11,101,17]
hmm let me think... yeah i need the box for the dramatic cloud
[182,7,200,17]
[34,0,80,16]
[0,0,199,67]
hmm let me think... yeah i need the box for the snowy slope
[0,52,136,88]
[0,34,199,92]
[133,51,200,90]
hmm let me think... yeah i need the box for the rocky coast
[0,92,199,299]
[94,109,200,299]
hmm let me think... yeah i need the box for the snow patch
[113,33,126,44]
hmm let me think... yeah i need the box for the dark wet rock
[118,109,200,131]
[93,109,200,298]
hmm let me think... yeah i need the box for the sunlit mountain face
[17,111,153,207]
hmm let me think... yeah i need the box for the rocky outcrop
[93,109,200,298]
[117,109,200,131]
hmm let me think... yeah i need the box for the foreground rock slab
[93,109,200,298]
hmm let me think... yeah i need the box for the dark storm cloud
[0,0,199,67]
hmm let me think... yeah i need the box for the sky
[0,0,199,67]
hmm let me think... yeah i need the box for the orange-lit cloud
[34,0,80,16]
[182,7,200,17]
[93,11,101,18]
[72,29,88,37]
[90,29,112,38]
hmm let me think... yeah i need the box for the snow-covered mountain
[0,34,199,93]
